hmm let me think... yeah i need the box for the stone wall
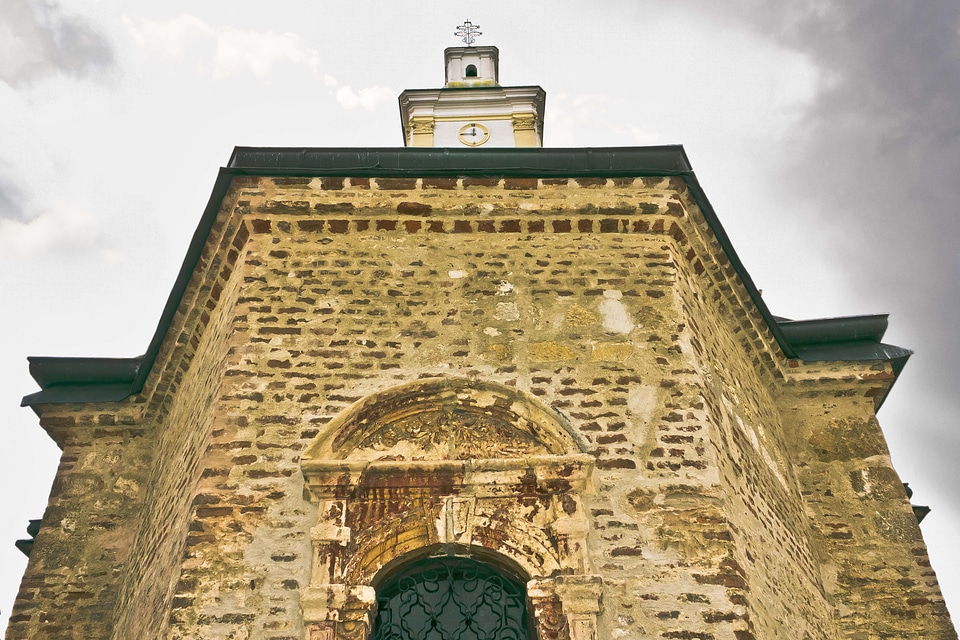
[154,175,834,639]
[112,195,251,637]
[5,401,150,639]
[9,175,955,639]
[781,366,956,637]
[670,191,840,639]
[6,192,251,640]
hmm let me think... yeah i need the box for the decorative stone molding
[512,113,539,131]
[302,584,376,640]
[512,113,540,147]
[529,576,604,640]
[299,378,599,639]
[408,116,435,147]
[528,584,569,640]
[409,118,435,134]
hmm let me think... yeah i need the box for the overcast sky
[1,0,958,629]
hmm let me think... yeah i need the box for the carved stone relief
[354,407,550,460]
[299,378,602,640]
[512,114,538,131]
[409,117,435,134]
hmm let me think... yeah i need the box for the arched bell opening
[371,545,534,640]
[465,63,478,77]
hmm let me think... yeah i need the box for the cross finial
[454,20,482,46]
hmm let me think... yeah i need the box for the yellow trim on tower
[431,114,514,123]
[512,113,539,147]
[409,116,435,147]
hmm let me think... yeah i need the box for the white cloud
[124,16,388,108]
[125,14,211,60]
[335,84,394,111]
[546,93,615,146]
[629,126,665,146]
[0,12,47,84]
[212,28,321,79]
[0,207,99,257]
[571,93,607,109]
[0,0,113,86]
[126,15,323,79]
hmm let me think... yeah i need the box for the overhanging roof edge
[779,314,890,345]
[671,166,796,359]
[21,166,238,408]
[26,146,914,408]
[227,146,694,175]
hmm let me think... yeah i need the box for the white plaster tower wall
[399,33,545,148]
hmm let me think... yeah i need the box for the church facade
[8,37,956,640]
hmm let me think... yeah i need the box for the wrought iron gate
[373,556,530,640]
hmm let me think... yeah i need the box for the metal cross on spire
[454,20,482,46]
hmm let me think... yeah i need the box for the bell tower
[398,21,546,147]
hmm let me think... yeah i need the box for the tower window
[465,64,478,77]
[373,555,530,639]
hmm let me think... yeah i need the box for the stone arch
[299,378,600,640]
[369,543,531,590]
[343,504,567,586]
[302,377,590,464]
[371,547,532,640]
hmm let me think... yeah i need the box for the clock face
[457,123,490,146]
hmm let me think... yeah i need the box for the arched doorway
[299,378,602,640]
[373,554,530,640]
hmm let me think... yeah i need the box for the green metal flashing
[27,356,141,389]
[21,357,142,408]
[21,146,909,410]
[226,146,692,176]
[779,314,911,370]
[778,314,890,346]
[14,519,41,558]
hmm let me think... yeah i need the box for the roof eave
[22,147,909,410]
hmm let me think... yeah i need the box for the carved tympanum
[299,378,601,640]
[356,407,548,460]
[309,378,584,464]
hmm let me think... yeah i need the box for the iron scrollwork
[373,556,530,640]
